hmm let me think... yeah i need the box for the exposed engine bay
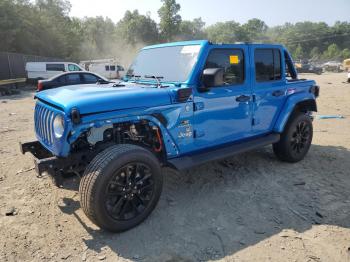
[71,120,163,156]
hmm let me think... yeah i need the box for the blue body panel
[273,82,316,133]
[191,44,253,148]
[33,41,317,159]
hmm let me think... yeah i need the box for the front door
[193,46,253,149]
[251,47,287,134]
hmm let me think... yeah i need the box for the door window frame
[201,48,246,89]
[252,46,285,85]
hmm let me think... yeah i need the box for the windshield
[127,45,201,82]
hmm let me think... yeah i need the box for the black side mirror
[200,68,224,91]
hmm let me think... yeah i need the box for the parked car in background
[322,61,343,72]
[80,59,125,79]
[26,62,84,82]
[37,71,109,91]
[295,60,322,75]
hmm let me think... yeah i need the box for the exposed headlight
[53,114,65,138]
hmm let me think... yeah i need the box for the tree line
[1,0,349,65]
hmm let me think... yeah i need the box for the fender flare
[273,92,317,133]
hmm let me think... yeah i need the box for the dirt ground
[0,72,350,262]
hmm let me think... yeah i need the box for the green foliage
[158,0,182,41]
[310,47,320,60]
[178,18,205,40]
[116,10,159,45]
[206,21,248,43]
[294,44,305,60]
[1,0,350,64]
[242,19,268,41]
[342,48,350,60]
[322,43,341,60]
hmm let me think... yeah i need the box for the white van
[80,59,125,79]
[26,62,84,81]
[88,63,125,79]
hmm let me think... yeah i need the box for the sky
[69,0,350,26]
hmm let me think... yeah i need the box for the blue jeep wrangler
[20,40,319,232]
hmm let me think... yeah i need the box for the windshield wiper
[126,74,141,82]
[144,75,164,88]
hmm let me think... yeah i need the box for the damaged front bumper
[19,141,87,179]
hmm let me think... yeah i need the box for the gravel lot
[0,72,350,262]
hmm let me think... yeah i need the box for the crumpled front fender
[68,114,180,158]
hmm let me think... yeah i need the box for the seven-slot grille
[34,103,56,146]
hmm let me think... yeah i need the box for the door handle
[272,90,285,97]
[236,95,250,102]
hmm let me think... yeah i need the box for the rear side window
[105,65,110,71]
[204,49,244,86]
[83,73,98,83]
[56,75,66,83]
[255,49,281,82]
[66,74,81,84]
[110,65,116,71]
[46,64,65,71]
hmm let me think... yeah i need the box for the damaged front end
[19,141,93,186]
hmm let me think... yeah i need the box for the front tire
[273,112,313,163]
[79,144,163,232]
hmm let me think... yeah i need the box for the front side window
[68,64,81,71]
[46,64,65,71]
[83,73,98,83]
[255,49,282,82]
[127,45,201,82]
[204,49,244,86]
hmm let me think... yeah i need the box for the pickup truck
[20,40,319,232]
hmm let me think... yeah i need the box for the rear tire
[79,144,163,232]
[273,112,313,163]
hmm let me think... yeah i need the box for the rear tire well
[294,99,317,114]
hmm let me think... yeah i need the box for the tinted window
[66,74,81,84]
[68,64,81,71]
[56,75,66,83]
[105,65,110,71]
[255,49,281,82]
[46,64,65,71]
[274,50,281,79]
[110,65,116,71]
[204,49,244,86]
[83,74,98,83]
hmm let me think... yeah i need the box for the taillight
[37,81,43,91]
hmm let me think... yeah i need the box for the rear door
[50,74,67,88]
[251,46,287,134]
[65,73,81,86]
[193,45,253,148]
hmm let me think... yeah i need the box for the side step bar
[168,133,280,171]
